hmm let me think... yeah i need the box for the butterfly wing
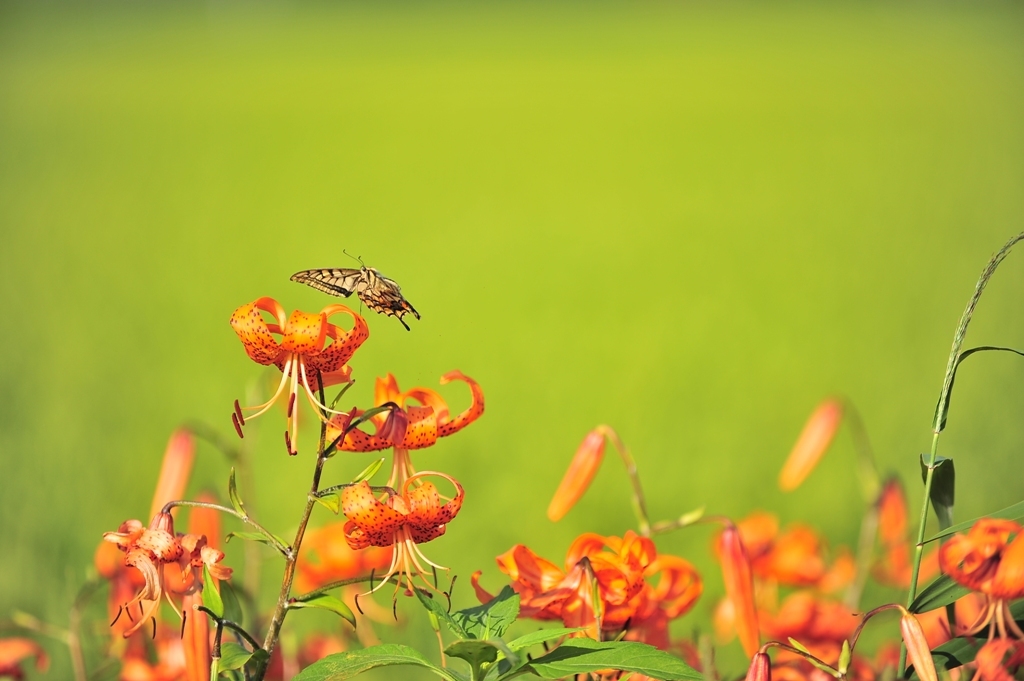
[358,268,421,331]
[290,268,365,298]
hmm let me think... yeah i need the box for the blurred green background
[2,1,1024,678]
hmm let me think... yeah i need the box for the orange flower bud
[149,429,196,519]
[547,430,606,522]
[719,523,760,656]
[744,653,771,681]
[779,399,843,491]
[900,610,937,681]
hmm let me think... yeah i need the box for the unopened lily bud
[900,610,938,681]
[719,523,760,656]
[547,429,606,522]
[744,653,771,681]
[149,429,196,519]
[779,399,843,491]
[150,511,176,536]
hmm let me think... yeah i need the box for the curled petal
[280,309,328,354]
[330,411,393,453]
[470,570,496,604]
[991,531,1024,600]
[375,374,402,408]
[779,399,843,491]
[307,305,369,375]
[340,482,405,548]
[548,430,605,522]
[230,298,287,366]
[497,545,566,595]
[399,406,439,450]
[437,371,485,437]
[645,555,703,619]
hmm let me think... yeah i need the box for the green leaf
[445,640,500,681]
[518,639,701,680]
[351,457,385,484]
[289,594,356,628]
[452,586,520,640]
[506,627,584,652]
[293,644,462,681]
[220,580,244,625]
[414,587,469,638]
[203,564,224,619]
[908,574,971,614]
[228,467,246,516]
[314,493,342,514]
[225,531,288,549]
[218,642,253,672]
[920,454,955,530]
[924,499,1024,543]
[933,346,1024,432]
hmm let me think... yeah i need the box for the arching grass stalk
[902,231,1024,670]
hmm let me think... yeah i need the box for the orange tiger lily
[230,297,368,455]
[103,512,232,638]
[939,518,1024,639]
[478,531,701,644]
[339,472,464,598]
[328,371,484,485]
[873,478,939,588]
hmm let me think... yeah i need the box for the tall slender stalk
[900,231,1024,670]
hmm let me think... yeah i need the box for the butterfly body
[291,266,420,330]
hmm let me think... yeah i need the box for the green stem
[162,500,289,556]
[900,230,1024,673]
[599,426,651,537]
[256,374,332,679]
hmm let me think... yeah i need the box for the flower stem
[162,500,289,556]
[599,426,651,536]
[256,374,332,678]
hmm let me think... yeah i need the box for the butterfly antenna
[343,249,365,267]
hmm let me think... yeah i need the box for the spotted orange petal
[341,482,404,549]
[229,297,288,366]
[398,406,440,450]
[307,305,369,375]
[437,371,485,437]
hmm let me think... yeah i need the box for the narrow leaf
[289,594,356,628]
[228,468,246,516]
[314,493,342,514]
[521,639,701,680]
[225,531,288,550]
[202,565,224,619]
[452,586,520,640]
[919,455,955,530]
[218,642,253,672]
[293,644,461,681]
[351,458,385,484]
[414,587,469,638]
[507,628,585,652]
[933,346,1024,432]
[908,574,971,614]
[924,499,1024,544]
[221,580,244,625]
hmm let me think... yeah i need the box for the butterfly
[290,266,420,330]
